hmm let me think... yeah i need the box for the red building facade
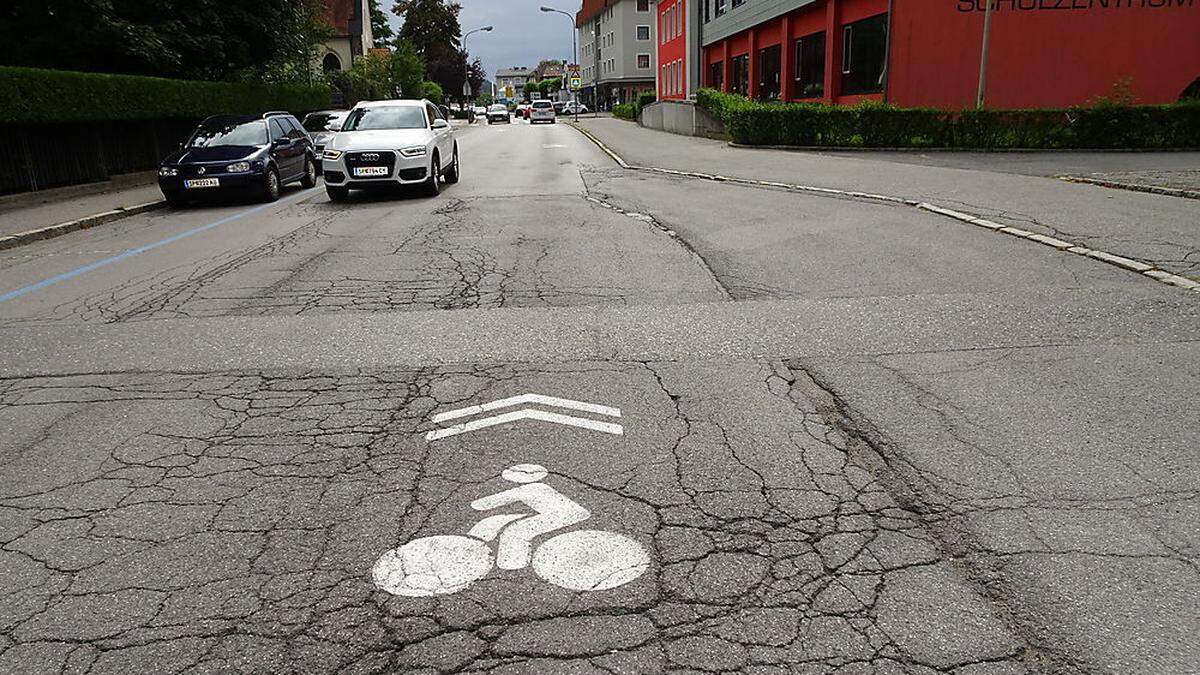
[659,0,690,99]
[690,0,1200,109]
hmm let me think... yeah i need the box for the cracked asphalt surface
[0,119,1196,674]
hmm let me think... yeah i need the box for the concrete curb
[568,122,1200,296]
[1057,176,1200,201]
[729,142,1200,154]
[0,200,167,252]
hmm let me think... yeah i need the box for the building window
[795,32,825,98]
[637,25,650,40]
[637,0,650,11]
[730,54,749,96]
[758,44,781,101]
[322,53,342,72]
[715,0,726,17]
[703,0,710,23]
[842,13,888,95]
[733,0,746,7]
[638,53,651,69]
[709,60,724,89]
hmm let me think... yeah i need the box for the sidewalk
[0,178,163,245]
[574,117,1200,281]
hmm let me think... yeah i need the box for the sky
[387,0,582,83]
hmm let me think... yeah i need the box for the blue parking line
[0,188,319,304]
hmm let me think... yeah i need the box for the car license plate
[184,178,220,189]
[353,167,388,177]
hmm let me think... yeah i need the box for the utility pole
[463,26,494,112]
[540,6,579,120]
[976,0,994,109]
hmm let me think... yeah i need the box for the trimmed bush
[0,67,331,125]
[612,103,636,120]
[694,88,1200,149]
[634,91,657,116]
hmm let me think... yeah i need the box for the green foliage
[0,0,332,84]
[613,103,637,120]
[394,0,472,100]
[693,89,1200,149]
[392,39,427,98]
[635,92,657,116]
[327,52,395,106]
[369,0,396,48]
[475,93,495,107]
[0,67,330,125]
[422,81,446,103]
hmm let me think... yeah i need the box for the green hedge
[0,67,331,125]
[635,91,657,116]
[613,103,636,120]
[694,88,1200,149]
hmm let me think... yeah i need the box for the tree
[391,39,426,99]
[421,81,445,103]
[392,0,464,99]
[0,0,331,83]
[369,0,395,49]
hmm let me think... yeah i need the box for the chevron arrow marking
[430,394,621,425]
[425,409,624,441]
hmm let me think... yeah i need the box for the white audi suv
[321,99,459,201]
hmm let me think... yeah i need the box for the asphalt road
[0,118,1196,674]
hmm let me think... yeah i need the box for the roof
[577,0,613,27]
[496,67,531,78]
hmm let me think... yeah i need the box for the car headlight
[158,166,178,177]
[323,149,343,161]
[226,161,251,173]
[399,146,427,157]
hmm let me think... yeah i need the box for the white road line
[430,393,621,424]
[567,122,1200,295]
[426,409,625,440]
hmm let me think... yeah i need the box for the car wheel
[262,168,281,202]
[300,156,317,188]
[423,154,440,197]
[326,185,349,202]
[443,146,460,185]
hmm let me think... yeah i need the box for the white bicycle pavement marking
[372,464,649,597]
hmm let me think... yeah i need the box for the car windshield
[489,105,507,112]
[303,113,342,132]
[342,107,427,131]
[187,120,267,147]
[533,101,552,109]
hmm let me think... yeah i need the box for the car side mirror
[432,119,450,129]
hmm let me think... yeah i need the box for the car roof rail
[261,110,291,118]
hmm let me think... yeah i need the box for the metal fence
[0,119,199,196]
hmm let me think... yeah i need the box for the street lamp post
[540,6,579,121]
[463,26,494,114]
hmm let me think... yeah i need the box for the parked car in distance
[302,110,347,174]
[552,101,566,114]
[472,106,487,118]
[561,101,589,115]
[530,100,556,124]
[486,104,511,124]
[321,99,459,202]
[158,112,317,206]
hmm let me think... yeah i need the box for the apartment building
[495,67,533,101]
[577,0,658,109]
